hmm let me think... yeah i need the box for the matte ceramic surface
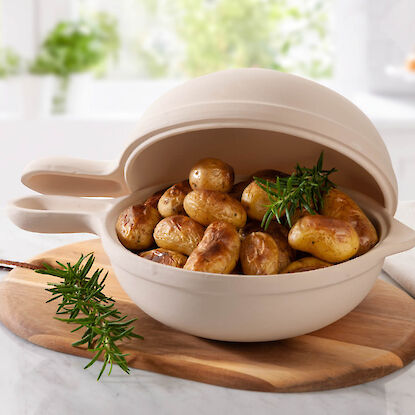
[8,68,415,341]
[7,187,415,342]
[21,68,397,213]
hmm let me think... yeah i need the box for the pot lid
[21,68,398,214]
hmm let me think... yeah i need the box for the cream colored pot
[8,68,415,341]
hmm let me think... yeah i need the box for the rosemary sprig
[36,253,143,380]
[254,152,336,229]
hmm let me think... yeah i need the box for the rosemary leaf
[36,253,142,380]
[254,151,336,228]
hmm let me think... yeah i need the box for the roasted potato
[241,169,291,222]
[116,204,161,250]
[153,215,205,256]
[240,232,281,275]
[241,181,272,222]
[184,221,240,274]
[282,257,331,273]
[288,215,360,263]
[229,180,251,200]
[139,248,187,268]
[189,158,234,192]
[184,189,247,228]
[158,180,192,217]
[322,188,378,256]
[239,221,294,270]
[144,187,169,209]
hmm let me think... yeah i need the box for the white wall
[334,0,415,95]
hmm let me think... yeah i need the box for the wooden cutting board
[1,239,415,392]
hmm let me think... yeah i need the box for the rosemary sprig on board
[254,152,336,229]
[36,253,143,380]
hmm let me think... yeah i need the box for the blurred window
[1,0,334,80]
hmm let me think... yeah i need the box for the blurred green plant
[30,12,119,113]
[137,0,332,79]
[0,47,21,78]
[31,12,119,77]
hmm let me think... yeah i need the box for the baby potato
[158,180,192,217]
[229,180,251,200]
[322,188,378,256]
[139,248,187,268]
[239,221,294,271]
[189,158,234,192]
[241,181,272,222]
[184,189,247,228]
[288,215,360,263]
[282,257,332,273]
[184,221,240,274]
[144,187,168,209]
[116,204,161,250]
[240,232,280,275]
[153,215,205,256]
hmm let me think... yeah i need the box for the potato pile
[116,157,378,275]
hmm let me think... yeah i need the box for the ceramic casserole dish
[8,68,415,341]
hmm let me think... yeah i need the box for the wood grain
[1,239,415,392]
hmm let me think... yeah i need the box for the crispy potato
[241,169,290,222]
[322,188,378,256]
[229,180,251,200]
[239,221,294,270]
[189,158,234,192]
[184,221,240,274]
[144,185,172,209]
[184,189,247,228]
[153,215,205,256]
[288,215,360,263]
[240,232,280,275]
[241,181,272,222]
[139,248,187,268]
[116,204,161,250]
[158,180,192,217]
[282,257,332,273]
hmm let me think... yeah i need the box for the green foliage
[137,0,333,79]
[30,12,119,78]
[36,253,142,380]
[0,47,21,78]
[254,152,336,228]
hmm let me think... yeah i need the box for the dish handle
[7,195,112,235]
[21,157,129,197]
[376,217,415,258]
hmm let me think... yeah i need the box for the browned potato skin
[189,158,234,193]
[288,215,360,263]
[158,180,192,217]
[282,257,332,273]
[240,232,280,275]
[184,221,240,274]
[184,189,247,228]
[239,221,295,271]
[229,180,251,200]
[153,215,205,256]
[144,186,170,209]
[116,204,161,250]
[322,188,378,256]
[139,248,187,268]
[229,170,288,201]
[241,181,271,222]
